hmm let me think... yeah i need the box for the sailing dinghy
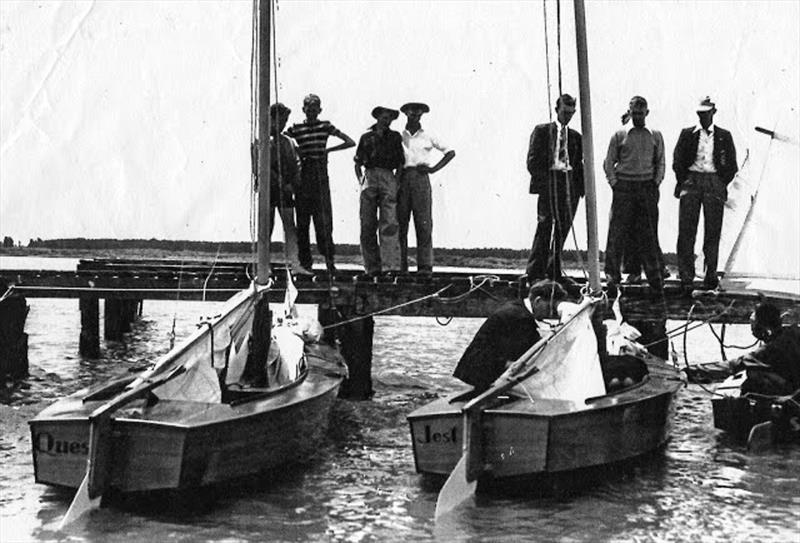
[408,298,683,504]
[29,285,346,495]
[29,0,346,526]
[408,0,683,517]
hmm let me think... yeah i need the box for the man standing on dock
[398,102,455,276]
[286,94,356,274]
[673,96,738,291]
[603,95,665,293]
[526,94,584,286]
[267,103,310,275]
[354,107,406,277]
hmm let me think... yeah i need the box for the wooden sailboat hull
[408,357,681,481]
[30,355,342,492]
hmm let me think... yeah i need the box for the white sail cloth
[719,106,800,297]
[504,298,606,404]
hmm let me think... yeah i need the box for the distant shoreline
[0,238,681,271]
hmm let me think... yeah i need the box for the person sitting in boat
[452,280,570,391]
[691,302,800,395]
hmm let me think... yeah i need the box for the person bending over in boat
[689,302,800,395]
[453,280,572,391]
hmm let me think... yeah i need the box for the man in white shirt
[672,96,738,291]
[397,102,456,276]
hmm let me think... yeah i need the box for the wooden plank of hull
[483,412,549,477]
[30,419,91,488]
[181,384,338,487]
[545,390,675,472]
[408,399,462,476]
[408,363,682,479]
[29,372,342,491]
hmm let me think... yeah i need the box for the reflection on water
[1,297,798,542]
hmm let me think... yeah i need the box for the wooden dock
[4,258,797,396]
[3,258,795,322]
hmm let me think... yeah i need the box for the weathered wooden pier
[3,258,798,396]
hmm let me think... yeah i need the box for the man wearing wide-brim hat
[672,96,738,291]
[353,106,405,276]
[397,102,455,276]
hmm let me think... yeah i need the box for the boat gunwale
[408,359,682,422]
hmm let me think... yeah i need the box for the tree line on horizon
[12,237,681,265]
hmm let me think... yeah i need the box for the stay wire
[249,0,259,273]
[542,0,553,120]
[556,0,562,97]
[271,0,291,271]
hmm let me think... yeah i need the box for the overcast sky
[1,0,797,255]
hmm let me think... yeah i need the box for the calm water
[1,273,798,541]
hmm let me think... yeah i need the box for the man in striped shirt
[286,94,355,273]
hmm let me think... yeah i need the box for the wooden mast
[573,0,600,293]
[256,0,271,284]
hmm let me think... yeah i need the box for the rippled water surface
[1,287,798,542]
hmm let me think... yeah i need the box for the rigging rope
[270,0,291,271]
[249,0,259,274]
[556,0,562,98]
[202,246,222,302]
[322,284,454,330]
[168,258,186,350]
[542,0,553,120]
[321,275,502,330]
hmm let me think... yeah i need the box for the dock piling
[319,304,374,400]
[0,290,29,379]
[79,296,100,358]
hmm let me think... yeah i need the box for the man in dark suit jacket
[526,94,585,284]
[672,96,738,290]
[453,280,568,391]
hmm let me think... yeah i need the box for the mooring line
[322,284,454,330]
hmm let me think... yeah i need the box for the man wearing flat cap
[398,102,455,276]
[673,96,738,291]
[354,106,406,276]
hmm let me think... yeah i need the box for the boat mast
[256,0,272,284]
[573,0,600,293]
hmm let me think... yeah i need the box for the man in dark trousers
[286,94,355,273]
[354,106,406,276]
[526,94,584,285]
[603,95,665,293]
[673,96,738,290]
[398,102,455,276]
[453,280,568,391]
[267,102,309,275]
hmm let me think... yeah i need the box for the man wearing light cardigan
[603,95,665,293]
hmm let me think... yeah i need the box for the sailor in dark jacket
[526,94,585,284]
[690,301,800,395]
[453,280,568,391]
[672,96,738,290]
